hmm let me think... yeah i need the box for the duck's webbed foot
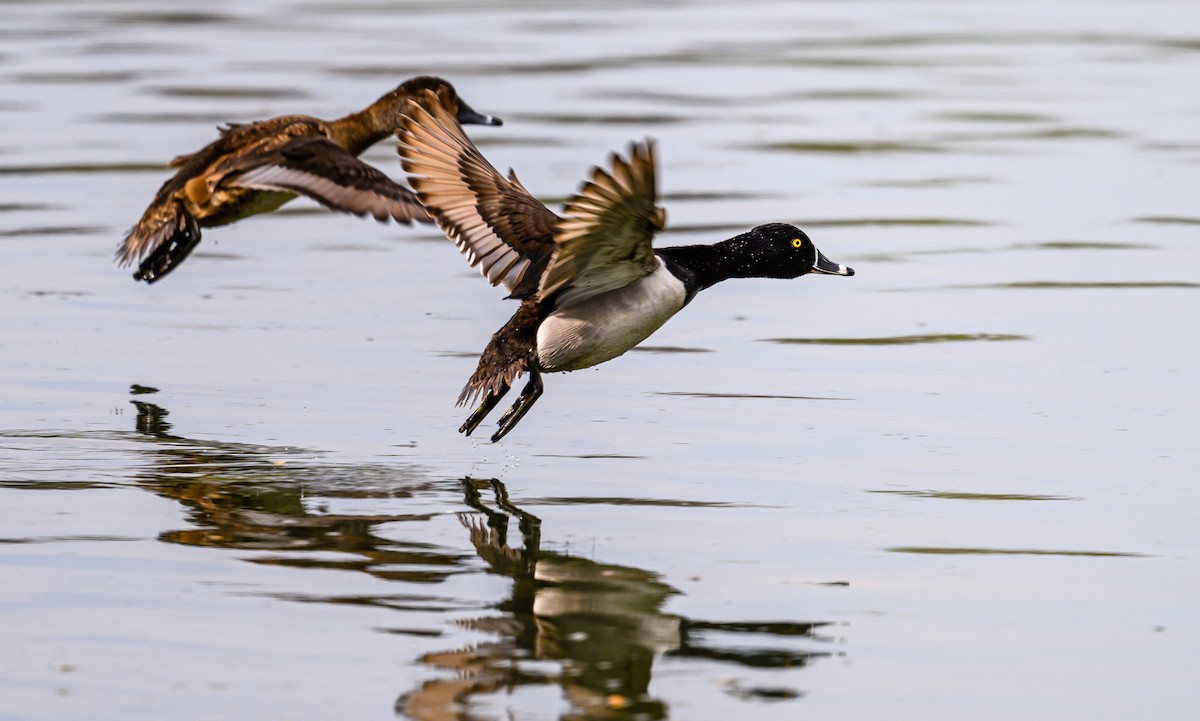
[457,298,550,440]
[460,383,511,437]
[491,367,543,443]
[134,210,202,284]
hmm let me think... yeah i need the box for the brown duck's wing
[398,95,557,296]
[224,135,430,224]
[166,126,239,169]
[166,115,317,172]
[117,117,331,265]
[539,140,665,308]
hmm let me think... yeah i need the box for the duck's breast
[537,260,686,372]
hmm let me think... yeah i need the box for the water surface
[2,1,1198,720]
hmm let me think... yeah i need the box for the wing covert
[540,140,665,308]
[226,136,430,224]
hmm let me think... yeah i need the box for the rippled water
[2,1,1199,719]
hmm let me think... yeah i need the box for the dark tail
[456,299,547,408]
[127,211,202,284]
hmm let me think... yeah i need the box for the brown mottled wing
[539,140,665,308]
[165,116,315,176]
[225,135,430,224]
[398,94,558,295]
[118,117,328,265]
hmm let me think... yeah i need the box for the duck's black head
[659,222,853,296]
[391,76,502,126]
[738,222,854,279]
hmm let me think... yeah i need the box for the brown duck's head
[385,76,502,127]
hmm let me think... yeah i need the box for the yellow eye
[791,238,804,248]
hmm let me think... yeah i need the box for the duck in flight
[116,76,501,284]
[398,92,854,442]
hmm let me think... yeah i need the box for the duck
[398,92,854,442]
[115,76,501,284]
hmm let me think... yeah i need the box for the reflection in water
[401,478,837,720]
[129,398,468,587]
[128,394,838,720]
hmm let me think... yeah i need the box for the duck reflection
[129,397,470,587]
[127,392,839,719]
[400,478,837,720]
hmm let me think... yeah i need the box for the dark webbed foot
[456,300,549,440]
[134,215,202,284]
[460,383,511,437]
[491,368,543,443]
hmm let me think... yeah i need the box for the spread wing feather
[540,140,665,308]
[227,136,430,224]
[398,94,557,296]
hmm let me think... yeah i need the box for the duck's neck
[327,92,405,155]
[657,232,762,296]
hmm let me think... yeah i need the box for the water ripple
[0,202,58,213]
[933,111,1056,123]
[0,162,164,176]
[804,217,992,228]
[630,345,713,354]
[11,71,141,84]
[91,111,250,124]
[870,490,1078,501]
[887,546,1148,557]
[859,175,996,188]
[147,85,311,100]
[0,225,106,238]
[510,111,688,126]
[763,333,1028,346]
[757,140,946,155]
[71,10,242,26]
[655,391,851,401]
[1134,215,1200,225]
[524,496,751,508]
[927,281,1199,290]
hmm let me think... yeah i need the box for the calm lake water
[2,1,1199,719]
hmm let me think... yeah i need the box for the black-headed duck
[398,92,854,442]
[116,76,501,283]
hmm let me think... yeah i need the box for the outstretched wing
[540,140,665,308]
[398,93,558,295]
[226,135,430,224]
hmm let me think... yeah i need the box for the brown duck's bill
[456,102,503,127]
[813,249,854,276]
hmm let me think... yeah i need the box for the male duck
[399,93,854,442]
[116,76,501,284]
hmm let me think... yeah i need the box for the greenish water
[1,1,1198,720]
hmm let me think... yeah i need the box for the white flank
[537,259,686,372]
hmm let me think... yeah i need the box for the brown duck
[116,76,501,283]
[398,92,854,442]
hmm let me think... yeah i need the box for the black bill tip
[456,103,503,126]
[812,249,854,276]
